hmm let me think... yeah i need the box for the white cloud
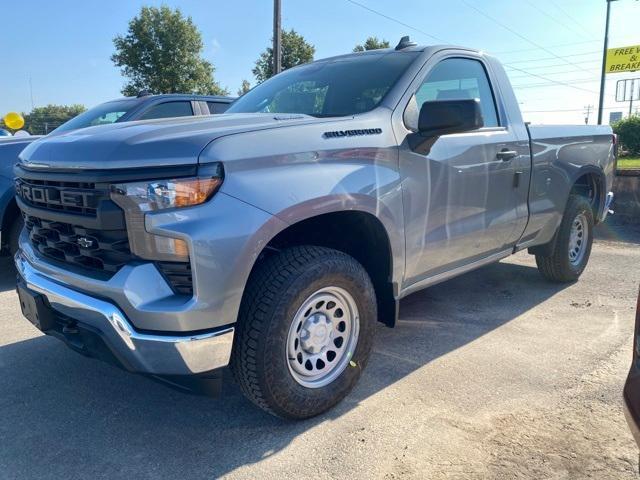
[209,38,222,57]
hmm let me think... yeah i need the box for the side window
[138,101,193,120]
[414,58,499,128]
[207,102,230,114]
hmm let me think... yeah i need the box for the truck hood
[18,113,341,171]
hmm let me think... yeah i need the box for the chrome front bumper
[15,251,234,376]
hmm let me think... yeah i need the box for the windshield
[52,99,137,134]
[227,52,419,117]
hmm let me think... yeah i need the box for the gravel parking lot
[1,225,639,479]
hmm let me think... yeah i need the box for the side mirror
[417,99,484,137]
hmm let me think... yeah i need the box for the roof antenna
[395,36,417,50]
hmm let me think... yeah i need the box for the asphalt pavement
[1,226,639,479]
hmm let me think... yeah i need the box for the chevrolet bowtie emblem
[77,237,94,248]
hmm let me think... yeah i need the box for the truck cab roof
[307,42,482,65]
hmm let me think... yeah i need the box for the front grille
[17,171,194,296]
[15,178,107,217]
[24,214,132,273]
[157,262,194,296]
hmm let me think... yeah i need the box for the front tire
[535,194,594,282]
[231,246,377,419]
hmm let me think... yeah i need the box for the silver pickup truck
[14,37,615,419]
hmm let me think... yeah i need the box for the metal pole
[597,0,613,125]
[584,104,592,124]
[29,76,34,110]
[273,0,282,76]
[630,79,635,117]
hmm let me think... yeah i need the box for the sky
[0,0,639,125]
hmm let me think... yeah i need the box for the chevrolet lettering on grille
[15,180,93,208]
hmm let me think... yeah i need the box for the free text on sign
[606,45,640,74]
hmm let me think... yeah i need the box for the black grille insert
[24,214,132,273]
[157,262,194,296]
[25,214,194,294]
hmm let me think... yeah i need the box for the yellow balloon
[3,112,25,130]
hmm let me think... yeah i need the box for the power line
[458,0,594,75]
[522,106,621,113]
[494,37,640,56]
[522,0,590,40]
[548,0,595,39]
[343,0,446,42]
[508,66,602,80]
[341,0,599,95]
[502,50,600,66]
[505,60,600,73]
[492,40,601,55]
[512,78,600,89]
[504,63,598,93]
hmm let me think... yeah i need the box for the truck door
[397,56,530,285]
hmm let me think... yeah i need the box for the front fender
[204,139,405,289]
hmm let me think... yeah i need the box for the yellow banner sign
[606,45,640,73]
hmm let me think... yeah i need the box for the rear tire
[231,246,377,419]
[535,194,594,282]
[8,215,23,257]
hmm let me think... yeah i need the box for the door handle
[496,149,518,161]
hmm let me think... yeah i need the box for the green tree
[353,37,390,52]
[613,115,640,156]
[237,79,251,96]
[23,104,86,135]
[111,6,227,96]
[253,29,315,83]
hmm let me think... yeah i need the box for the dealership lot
[1,228,639,479]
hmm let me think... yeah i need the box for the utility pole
[273,0,282,76]
[29,76,34,110]
[584,104,593,124]
[629,78,635,117]
[597,0,615,125]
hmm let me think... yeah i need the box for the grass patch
[618,157,640,170]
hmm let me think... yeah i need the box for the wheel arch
[569,165,606,224]
[529,166,604,257]
[244,208,400,328]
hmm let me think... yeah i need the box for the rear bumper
[601,191,614,222]
[15,250,234,377]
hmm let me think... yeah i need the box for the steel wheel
[568,213,588,266]
[286,286,359,388]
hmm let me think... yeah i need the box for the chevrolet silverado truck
[14,37,615,419]
[1,93,234,256]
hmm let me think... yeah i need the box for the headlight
[110,164,224,262]
[111,176,222,211]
